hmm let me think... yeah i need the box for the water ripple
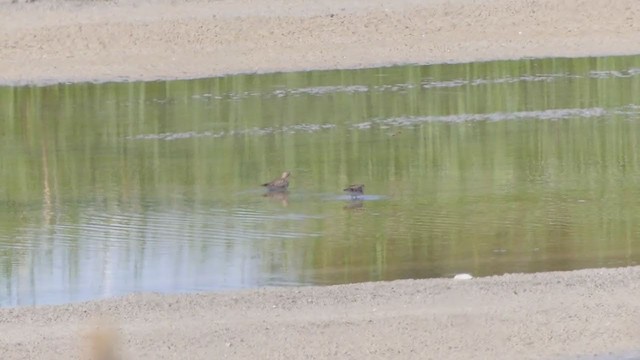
[273,85,370,97]
[589,68,640,78]
[185,71,589,103]
[128,105,636,141]
[352,107,612,129]
[127,123,336,141]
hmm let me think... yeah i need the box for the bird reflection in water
[263,191,289,207]
[343,199,364,211]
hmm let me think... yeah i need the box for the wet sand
[2,0,640,359]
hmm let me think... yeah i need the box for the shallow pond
[2,55,640,306]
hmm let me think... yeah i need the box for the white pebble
[454,273,473,280]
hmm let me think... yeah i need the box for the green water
[2,55,640,306]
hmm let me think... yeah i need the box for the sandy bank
[1,267,639,359]
[1,0,640,85]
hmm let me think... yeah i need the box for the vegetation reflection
[1,54,640,305]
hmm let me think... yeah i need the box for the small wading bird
[262,171,291,192]
[343,184,364,199]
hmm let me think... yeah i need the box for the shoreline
[2,266,640,359]
[1,0,640,85]
[4,52,639,88]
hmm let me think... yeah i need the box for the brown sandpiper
[343,184,364,199]
[262,171,291,192]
